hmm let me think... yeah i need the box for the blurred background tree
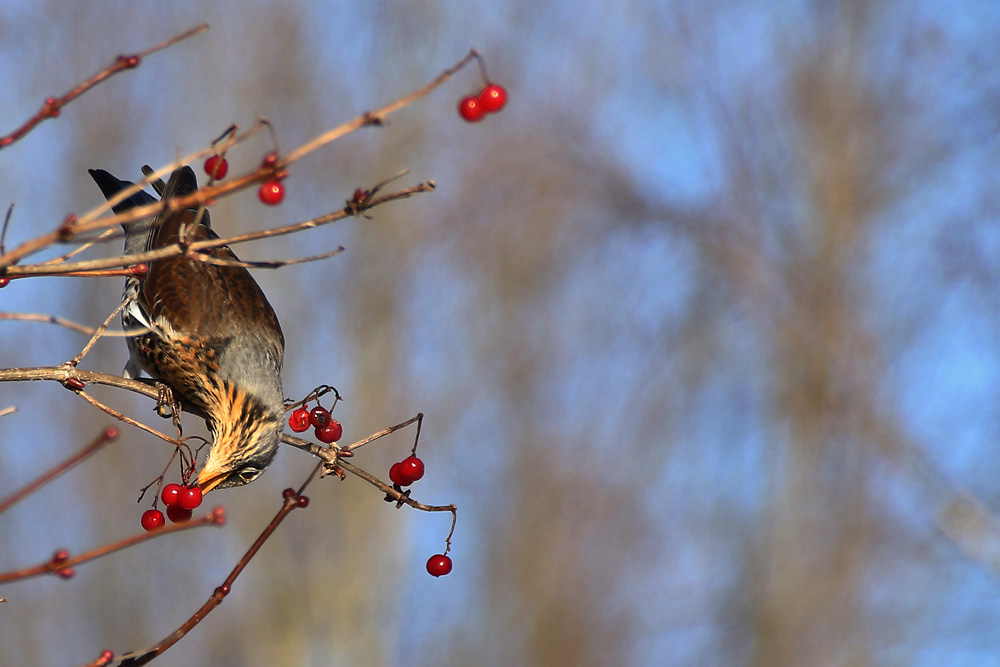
[2,0,1000,665]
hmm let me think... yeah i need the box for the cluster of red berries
[140,483,204,531]
[202,154,286,206]
[388,455,425,487]
[458,83,508,123]
[288,404,343,443]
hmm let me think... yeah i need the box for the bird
[89,165,285,493]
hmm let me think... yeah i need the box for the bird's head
[196,392,283,494]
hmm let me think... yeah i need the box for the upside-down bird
[89,166,284,492]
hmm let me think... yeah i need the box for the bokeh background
[2,1,1000,665]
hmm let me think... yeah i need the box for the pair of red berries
[388,455,425,487]
[203,155,286,206]
[140,483,204,531]
[458,83,508,123]
[288,405,343,443]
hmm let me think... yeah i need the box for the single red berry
[315,418,343,443]
[97,649,114,665]
[296,495,310,508]
[259,180,285,205]
[399,455,425,483]
[282,487,297,499]
[166,505,193,523]
[56,567,76,579]
[177,485,203,510]
[141,508,165,531]
[389,461,409,487]
[289,407,311,432]
[426,554,453,578]
[0,277,9,288]
[458,96,485,122]
[205,155,229,180]
[161,483,182,507]
[52,549,70,564]
[478,84,508,113]
[309,406,331,428]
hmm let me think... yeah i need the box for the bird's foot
[155,383,183,432]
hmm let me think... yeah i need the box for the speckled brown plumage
[89,166,285,492]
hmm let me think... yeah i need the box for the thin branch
[114,479,316,666]
[344,413,422,453]
[69,299,129,366]
[191,246,344,270]
[338,460,457,514]
[284,49,482,164]
[0,43,459,271]
[1,180,435,277]
[0,507,224,584]
[75,390,180,446]
[0,427,118,515]
[0,203,13,255]
[0,311,141,337]
[0,25,207,151]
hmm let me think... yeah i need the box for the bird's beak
[196,466,227,494]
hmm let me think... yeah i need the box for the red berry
[426,554,453,577]
[315,418,343,443]
[161,483,182,507]
[259,180,285,205]
[97,649,114,665]
[56,567,76,579]
[309,406,331,428]
[52,549,70,564]
[0,277,9,288]
[289,407,311,432]
[177,485,203,510]
[141,509,165,531]
[478,84,508,113]
[389,461,409,487]
[458,96,485,122]
[167,505,193,523]
[399,455,425,483]
[204,155,229,179]
[282,487,297,499]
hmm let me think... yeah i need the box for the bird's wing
[140,167,285,357]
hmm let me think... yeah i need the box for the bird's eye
[238,467,261,482]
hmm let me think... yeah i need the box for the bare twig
[191,246,344,270]
[113,479,317,666]
[0,43,460,270]
[0,180,435,277]
[0,311,140,337]
[74,390,180,447]
[0,203,13,255]
[0,506,225,584]
[0,25,207,151]
[69,299,130,366]
[344,413,422,453]
[0,427,118,515]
